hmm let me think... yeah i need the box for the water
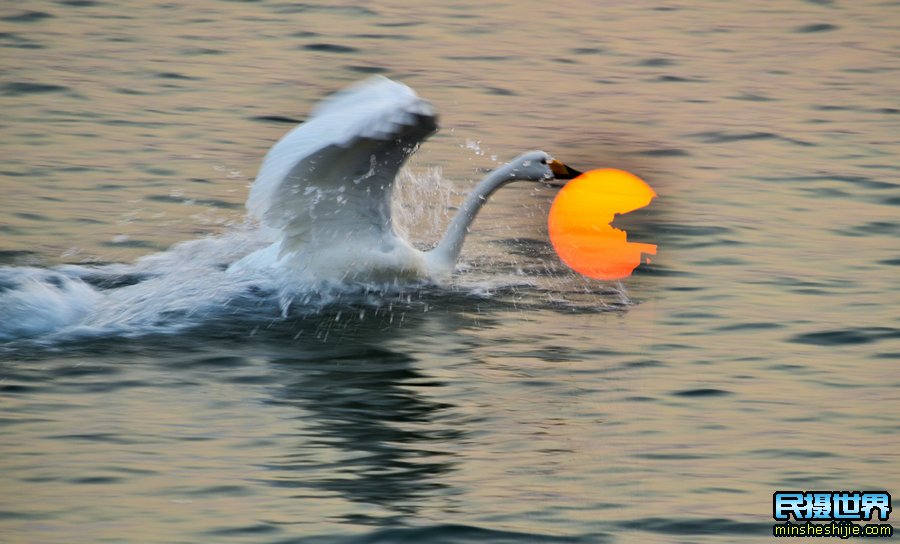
[1,1,898,542]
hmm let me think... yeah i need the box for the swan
[229,76,581,283]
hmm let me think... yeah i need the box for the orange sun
[548,168,657,280]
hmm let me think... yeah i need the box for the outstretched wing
[246,77,438,256]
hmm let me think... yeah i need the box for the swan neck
[426,166,513,274]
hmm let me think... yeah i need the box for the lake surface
[1,1,898,542]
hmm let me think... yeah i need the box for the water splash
[0,267,102,341]
[0,169,632,344]
[393,165,455,249]
[464,139,485,156]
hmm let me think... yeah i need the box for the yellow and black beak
[545,159,583,187]
[549,159,582,180]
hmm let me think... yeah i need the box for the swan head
[500,150,582,184]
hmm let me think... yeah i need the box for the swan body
[230,77,580,284]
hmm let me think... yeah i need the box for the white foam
[0,168,624,343]
[0,268,102,341]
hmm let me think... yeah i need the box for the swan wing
[246,77,438,256]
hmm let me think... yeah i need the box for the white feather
[231,77,563,285]
[247,77,437,238]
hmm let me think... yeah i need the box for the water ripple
[687,130,813,146]
[277,524,600,544]
[672,388,733,398]
[790,327,900,346]
[0,11,53,23]
[617,517,771,535]
[795,23,839,33]
[303,43,360,53]
[0,82,69,96]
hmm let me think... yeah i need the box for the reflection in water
[254,313,465,524]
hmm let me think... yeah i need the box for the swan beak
[546,160,583,187]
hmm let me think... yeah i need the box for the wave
[266,523,600,544]
[0,163,637,345]
[0,221,632,345]
[0,266,102,341]
[0,225,411,343]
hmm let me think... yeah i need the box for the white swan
[230,76,581,283]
